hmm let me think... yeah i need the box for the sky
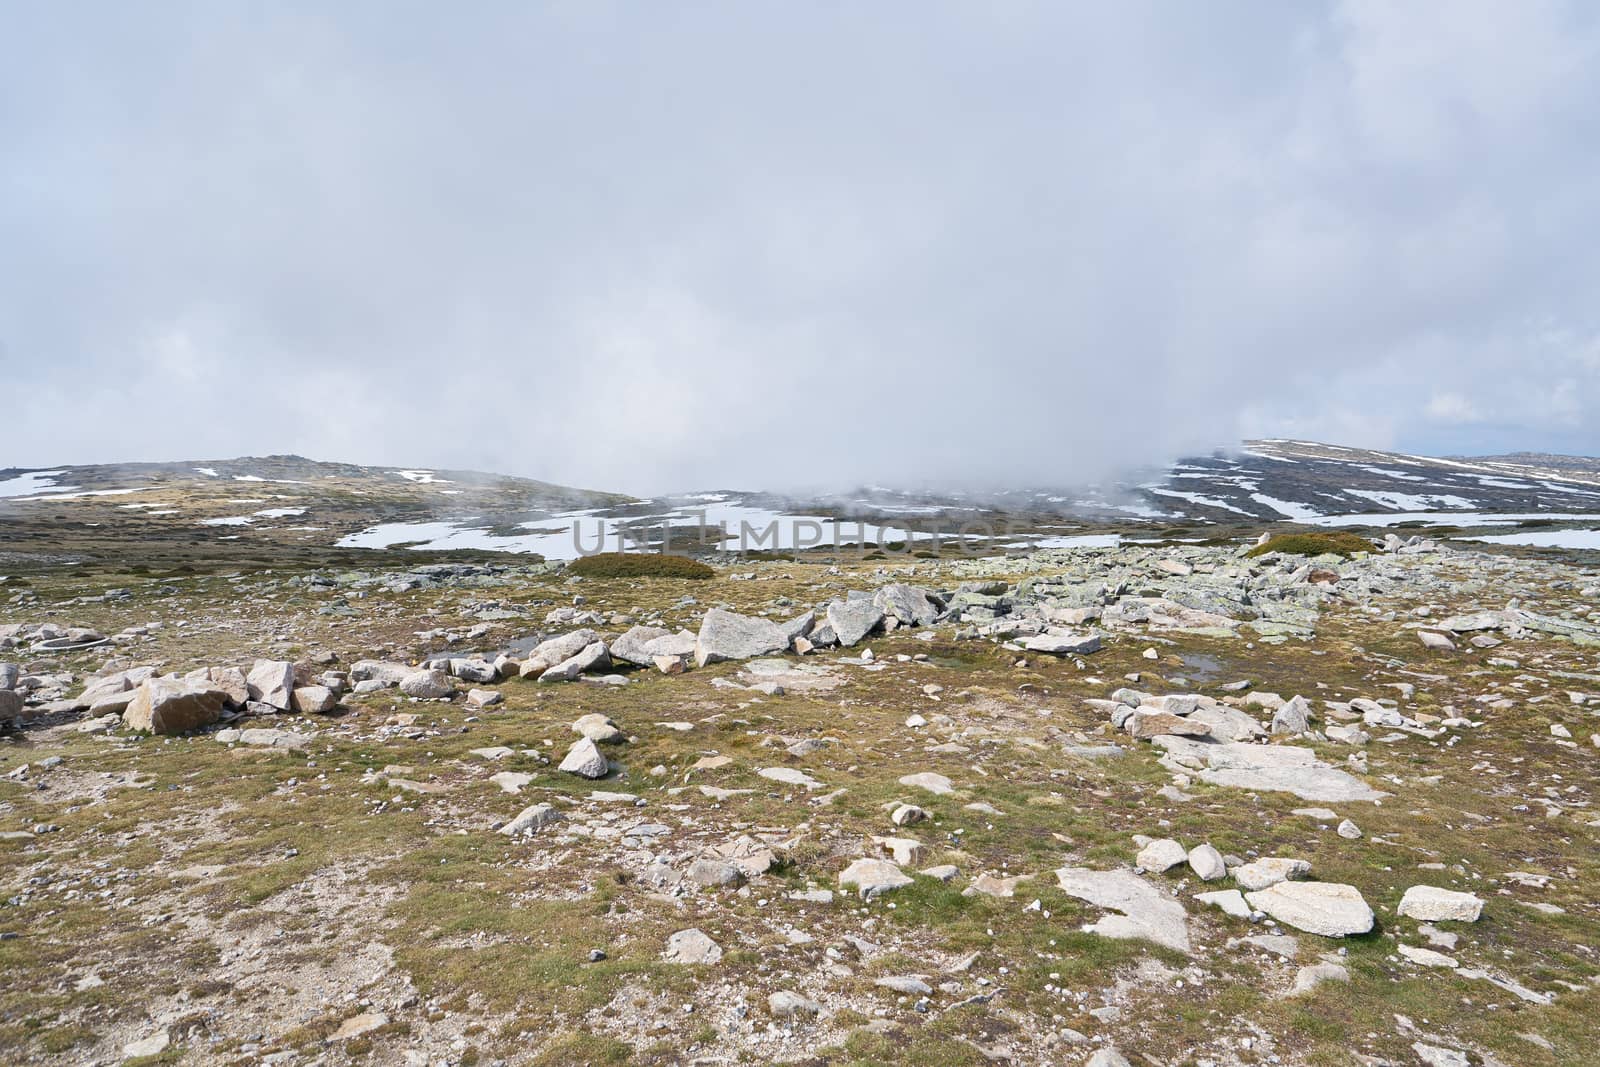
[3,1,1599,495]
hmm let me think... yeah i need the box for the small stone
[1397,885,1483,923]
[1187,843,1226,882]
[329,1012,388,1041]
[839,858,913,899]
[1136,838,1187,873]
[664,928,723,965]
[1289,962,1349,995]
[898,771,953,795]
[768,990,823,1019]
[1195,889,1250,919]
[123,1033,171,1058]
[1234,857,1311,891]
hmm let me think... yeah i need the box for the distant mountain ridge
[3,441,1598,565]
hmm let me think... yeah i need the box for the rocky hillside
[1,526,1597,1065]
[4,441,1599,570]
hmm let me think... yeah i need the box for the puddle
[1177,652,1225,682]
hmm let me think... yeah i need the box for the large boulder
[1271,695,1312,736]
[642,630,697,658]
[558,737,610,778]
[246,659,296,711]
[124,678,227,735]
[610,625,671,667]
[399,669,454,699]
[448,658,498,683]
[539,641,611,682]
[519,629,602,678]
[292,685,338,714]
[872,584,941,627]
[826,599,884,647]
[0,689,21,723]
[207,667,250,707]
[350,660,412,686]
[0,662,17,690]
[1128,710,1210,740]
[695,609,790,667]
[75,666,157,711]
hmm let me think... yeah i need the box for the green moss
[1245,531,1374,559]
[565,552,714,579]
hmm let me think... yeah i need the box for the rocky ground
[2,532,1598,1066]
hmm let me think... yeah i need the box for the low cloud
[3,2,1598,492]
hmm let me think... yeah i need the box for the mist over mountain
[5,3,1600,492]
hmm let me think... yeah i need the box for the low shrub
[1245,531,1373,559]
[565,552,714,579]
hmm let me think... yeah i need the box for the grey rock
[539,641,611,682]
[1289,962,1349,995]
[291,685,337,714]
[1154,736,1387,802]
[572,713,624,743]
[1136,838,1187,873]
[124,678,227,734]
[1397,885,1483,922]
[695,609,790,667]
[399,668,454,699]
[1234,857,1311,891]
[1271,695,1312,736]
[611,625,671,667]
[1023,631,1103,655]
[519,629,602,677]
[839,858,913,899]
[1245,881,1374,937]
[872,584,941,627]
[559,737,610,778]
[827,599,885,647]
[768,990,823,1019]
[1053,866,1192,954]
[246,659,295,710]
[1187,843,1227,882]
[663,928,722,965]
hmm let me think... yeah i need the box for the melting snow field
[1308,511,1600,528]
[395,470,452,484]
[1343,489,1476,511]
[0,471,76,497]
[337,498,945,560]
[1028,534,1122,549]
[1464,529,1600,549]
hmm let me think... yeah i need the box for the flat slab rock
[758,766,823,789]
[663,928,722,965]
[839,858,913,899]
[1397,885,1484,922]
[1053,867,1192,954]
[1245,881,1374,937]
[736,658,842,693]
[1153,736,1388,802]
